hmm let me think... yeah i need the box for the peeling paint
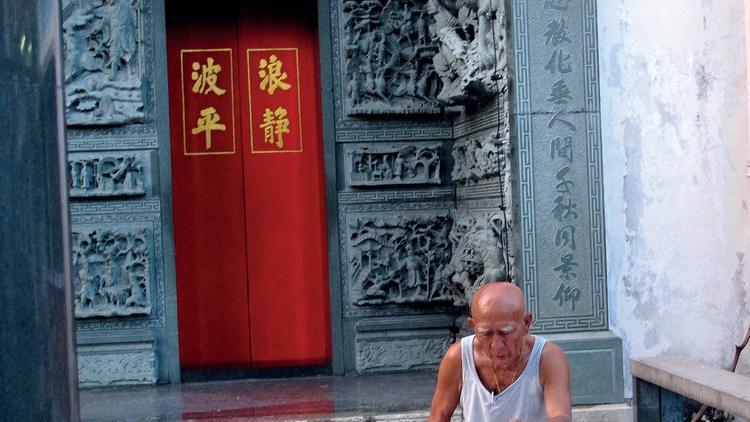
[598,0,750,399]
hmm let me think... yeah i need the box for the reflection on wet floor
[79,371,437,421]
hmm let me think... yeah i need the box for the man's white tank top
[460,334,548,422]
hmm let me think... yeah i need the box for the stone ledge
[631,356,750,420]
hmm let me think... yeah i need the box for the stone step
[251,404,633,422]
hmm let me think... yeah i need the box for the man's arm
[428,342,462,422]
[540,342,572,422]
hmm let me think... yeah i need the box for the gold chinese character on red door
[180,49,236,156]
[258,54,292,94]
[248,48,302,154]
[192,57,227,96]
[191,106,226,149]
[259,107,289,148]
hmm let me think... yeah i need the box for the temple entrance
[165,0,331,370]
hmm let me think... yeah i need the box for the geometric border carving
[338,189,453,205]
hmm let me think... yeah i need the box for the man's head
[468,282,532,369]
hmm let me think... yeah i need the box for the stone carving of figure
[476,0,500,69]
[73,228,151,318]
[441,212,511,306]
[351,215,451,305]
[104,0,137,80]
[347,69,362,106]
[426,0,466,103]
[402,243,422,290]
[415,63,436,100]
[394,152,405,180]
[425,0,507,105]
[70,161,82,189]
[110,156,134,191]
[343,0,441,114]
[81,162,95,190]
[63,0,144,125]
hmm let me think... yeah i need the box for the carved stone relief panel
[62,0,144,125]
[342,0,441,115]
[348,212,452,306]
[440,210,510,307]
[68,151,150,198]
[77,342,156,387]
[426,0,507,105]
[72,225,151,318]
[345,143,441,187]
[355,334,450,372]
[451,133,504,185]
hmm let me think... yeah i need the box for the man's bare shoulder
[539,339,573,421]
[541,340,565,359]
[539,340,570,381]
[442,340,463,367]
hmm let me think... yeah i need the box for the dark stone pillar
[0,0,79,420]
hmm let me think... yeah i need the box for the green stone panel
[545,332,624,405]
[509,0,608,333]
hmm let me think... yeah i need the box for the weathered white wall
[597,0,750,397]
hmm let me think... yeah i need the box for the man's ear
[468,317,475,332]
[524,313,532,332]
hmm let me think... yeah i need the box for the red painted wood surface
[167,1,330,369]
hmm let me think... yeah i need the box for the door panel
[237,2,331,367]
[167,1,330,369]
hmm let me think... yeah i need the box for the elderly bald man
[429,282,572,422]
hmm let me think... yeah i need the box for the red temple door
[166,1,331,369]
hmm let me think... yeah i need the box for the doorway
[165,0,331,370]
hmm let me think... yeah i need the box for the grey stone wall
[330,0,456,373]
[62,0,179,386]
[327,0,513,373]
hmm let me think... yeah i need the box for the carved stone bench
[631,356,750,421]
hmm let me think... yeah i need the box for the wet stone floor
[79,371,438,421]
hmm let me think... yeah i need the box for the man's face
[470,310,531,368]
